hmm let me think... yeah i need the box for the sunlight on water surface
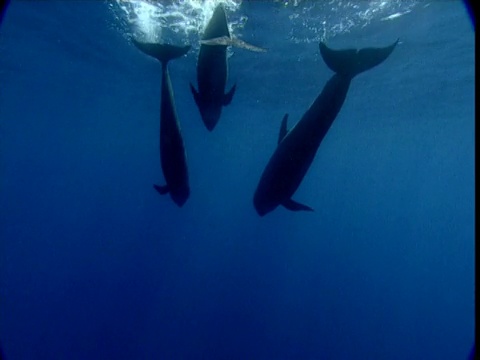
[109,0,422,44]
[110,0,243,43]
[276,0,422,42]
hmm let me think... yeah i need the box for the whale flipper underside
[190,83,201,106]
[200,36,267,53]
[278,114,289,144]
[223,85,236,105]
[282,199,314,212]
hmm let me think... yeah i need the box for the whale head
[200,105,222,131]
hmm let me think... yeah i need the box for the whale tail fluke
[319,39,398,78]
[133,40,190,65]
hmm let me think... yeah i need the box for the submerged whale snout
[201,107,222,131]
[171,188,190,207]
[253,192,275,217]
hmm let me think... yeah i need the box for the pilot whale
[133,40,191,207]
[0,0,9,25]
[190,4,266,131]
[190,4,235,131]
[253,40,398,216]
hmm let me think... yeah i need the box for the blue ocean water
[0,1,474,359]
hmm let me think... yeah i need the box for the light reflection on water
[109,0,421,44]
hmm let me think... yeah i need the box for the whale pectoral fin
[223,84,236,105]
[282,199,314,212]
[190,83,201,106]
[229,37,267,53]
[278,113,289,144]
[153,184,169,195]
[200,36,230,46]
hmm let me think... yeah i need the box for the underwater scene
[0,0,475,359]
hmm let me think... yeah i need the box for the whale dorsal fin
[153,184,169,195]
[278,113,289,144]
[282,199,314,212]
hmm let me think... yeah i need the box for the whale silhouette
[133,41,191,207]
[254,40,398,216]
[190,4,266,131]
[190,4,235,131]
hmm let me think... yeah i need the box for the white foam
[113,0,243,43]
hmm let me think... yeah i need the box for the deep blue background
[0,1,474,359]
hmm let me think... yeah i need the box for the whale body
[254,40,398,216]
[190,4,236,131]
[133,41,191,207]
